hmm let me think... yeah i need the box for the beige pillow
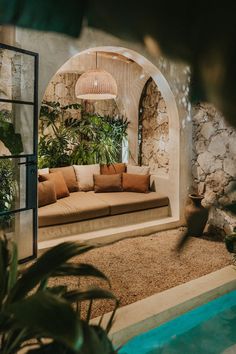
[122,173,150,193]
[39,171,70,199]
[38,181,57,207]
[73,164,100,191]
[126,164,150,175]
[38,168,49,176]
[50,166,78,193]
[94,174,122,192]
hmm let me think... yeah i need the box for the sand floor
[49,227,232,318]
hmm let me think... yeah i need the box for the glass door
[0,43,38,262]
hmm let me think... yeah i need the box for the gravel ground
[49,227,232,318]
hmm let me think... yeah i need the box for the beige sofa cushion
[89,191,169,215]
[38,191,109,227]
[38,168,49,176]
[73,164,100,191]
[126,164,150,175]
[50,166,78,193]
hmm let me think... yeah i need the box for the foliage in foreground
[38,101,129,168]
[0,237,118,354]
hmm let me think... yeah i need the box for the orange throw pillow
[122,173,150,193]
[38,181,57,207]
[50,166,78,193]
[39,171,70,199]
[94,174,123,192]
[100,163,126,175]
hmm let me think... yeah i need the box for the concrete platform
[38,215,180,250]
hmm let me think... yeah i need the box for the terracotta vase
[185,194,209,236]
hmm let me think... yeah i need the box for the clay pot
[185,193,209,237]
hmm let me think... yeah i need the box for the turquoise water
[119,290,236,354]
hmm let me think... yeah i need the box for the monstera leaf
[0,120,23,155]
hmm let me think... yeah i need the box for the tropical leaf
[52,263,110,285]
[26,342,72,354]
[0,237,9,305]
[5,291,83,351]
[8,242,94,303]
[63,287,117,304]
[78,322,116,354]
[7,241,18,292]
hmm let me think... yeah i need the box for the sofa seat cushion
[38,191,109,227]
[88,191,169,215]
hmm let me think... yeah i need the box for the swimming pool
[119,290,236,354]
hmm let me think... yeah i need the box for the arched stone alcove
[16,27,192,227]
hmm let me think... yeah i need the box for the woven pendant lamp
[75,52,118,100]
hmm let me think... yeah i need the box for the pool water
[119,290,236,354]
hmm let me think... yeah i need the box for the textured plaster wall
[140,79,169,176]
[192,103,236,234]
[44,71,120,118]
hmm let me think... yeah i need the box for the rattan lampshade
[75,69,118,100]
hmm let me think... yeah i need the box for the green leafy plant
[38,101,129,168]
[0,160,16,228]
[0,110,23,155]
[0,237,118,354]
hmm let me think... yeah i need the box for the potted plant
[0,236,118,354]
[185,193,209,237]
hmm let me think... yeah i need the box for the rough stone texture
[44,72,120,118]
[140,79,169,175]
[192,103,236,234]
[0,48,34,102]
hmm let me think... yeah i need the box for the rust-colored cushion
[50,166,78,193]
[38,181,57,207]
[94,174,123,193]
[122,173,150,193]
[39,171,70,199]
[100,163,126,175]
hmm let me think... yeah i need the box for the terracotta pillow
[73,164,100,191]
[126,164,150,175]
[50,166,78,193]
[122,173,150,193]
[100,163,126,175]
[38,181,57,207]
[94,174,123,193]
[39,171,70,199]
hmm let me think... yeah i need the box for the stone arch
[41,45,182,222]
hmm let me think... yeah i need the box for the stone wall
[192,103,236,235]
[140,78,169,175]
[44,72,120,118]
